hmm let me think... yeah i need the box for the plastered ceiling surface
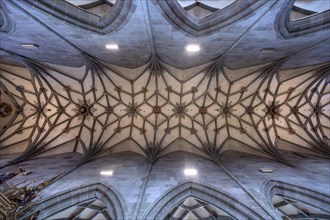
[0,57,329,166]
[0,0,330,165]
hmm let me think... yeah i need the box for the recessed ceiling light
[106,44,119,50]
[100,170,114,176]
[184,168,197,176]
[259,168,273,173]
[260,48,275,53]
[20,43,39,49]
[186,44,200,52]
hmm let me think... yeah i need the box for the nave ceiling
[0,56,329,166]
[0,0,330,166]
[0,0,329,69]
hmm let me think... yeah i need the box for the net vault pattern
[0,57,329,166]
[164,197,234,220]
[48,198,111,220]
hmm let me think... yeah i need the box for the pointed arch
[157,0,268,37]
[264,180,330,218]
[19,0,134,34]
[0,0,15,33]
[276,1,330,38]
[142,181,264,220]
[19,183,127,220]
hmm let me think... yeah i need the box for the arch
[157,0,268,37]
[276,1,330,38]
[142,182,264,220]
[0,0,15,33]
[19,183,127,220]
[264,180,330,218]
[21,0,134,34]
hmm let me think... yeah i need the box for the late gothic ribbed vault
[1,1,330,220]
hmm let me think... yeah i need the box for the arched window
[46,198,112,220]
[177,0,236,20]
[65,0,116,17]
[272,195,330,220]
[22,0,132,33]
[19,183,126,220]
[264,180,330,220]
[276,1,330,38]
[0,1,15,33]
[143,182,264,219]
[157,0,267,36]
[164,196,234,220]
[291,0,330,21]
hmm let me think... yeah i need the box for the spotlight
[100,170,114,176]
[106,44,119,50]
[184,168,197,176]
[186,44,200,52]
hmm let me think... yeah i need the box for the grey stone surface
[1,0,329,69]
[0,152,81,191]
[221,151,330,195]
[0,1,329,218]
[1,151,329,219]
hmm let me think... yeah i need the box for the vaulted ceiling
[0,0,329,166]
[1,0,329,69]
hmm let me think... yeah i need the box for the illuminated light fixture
[184,168,197,176]
[100,170,114,176]
[105,44,119,50]
[259,168,273,173]
[20,43,39,49]
[186,44,200,52]
[260,48,275,53]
